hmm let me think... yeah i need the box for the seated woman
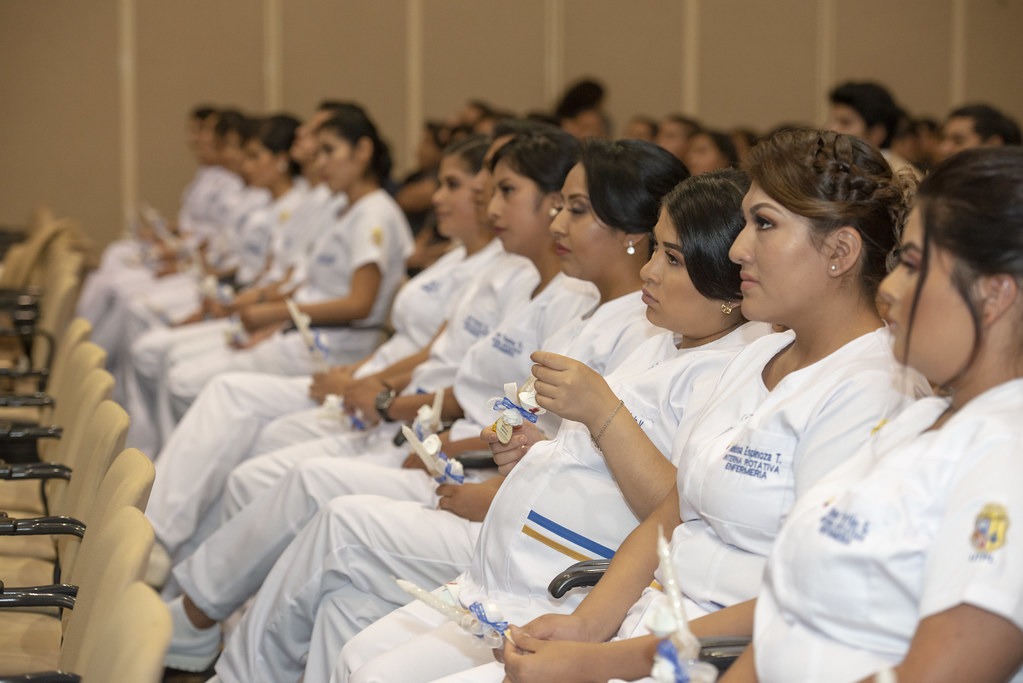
[343,130,929,683]
[160,106,415,420]
[691,147,1023,682]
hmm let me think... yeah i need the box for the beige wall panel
[963,0,1023,124]
[562,0,684,136]
[421,0,547,121]
[136,0,265,224]
[0,1,122,244]
[833,0,953,120]
[282,0,408,175]
[696,0,819,133]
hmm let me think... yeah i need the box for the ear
[976,273,1019,326]
[866,124,888,149]
[825,226,864,277]
[353,136,374,167]
[983,135,1006,148]
[539,191,562,217]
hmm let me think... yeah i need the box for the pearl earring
[830,264,837,272]
[721,301,734,315]
[549,207,560,218]
[626,239,636,255]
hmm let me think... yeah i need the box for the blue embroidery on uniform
[316,253,336,265]
[463,316,488,338]
[721,443,780,479]
[491,333,523,357]
[819,507,870,544]
[421,280,442,293]
[526,510,615,559]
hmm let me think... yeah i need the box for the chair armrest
[0,423,62,441]
[0,368,49,380]
[0,393,53,408]
[0,672,81,683]
[0,462,72,480]
[455,450,498,470]
[698,636,750,672]
[0,514,85,538]
[0,583,77,610]
[548,558,612,599]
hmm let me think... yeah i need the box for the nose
[487,192,501,223]
[729,223,753,265]
[432,184,444,208]
[639,252,658,284]
[547,206,566,237]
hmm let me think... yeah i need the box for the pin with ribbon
[401,424,464,485]
[646,526,718,683]
[486,378,545,445]
[411,387,445,440]
[285,298,329,373]
[223,314,249,347]
[316,394,366,431]
[394,579,512,649]
[200,274,235,305]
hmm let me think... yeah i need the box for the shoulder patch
[972,503,1009,553]
[371,226,384,246]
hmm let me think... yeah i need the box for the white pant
[214,495,482,683]
[145,372,314,556]
[173,434,421,621]
[338,599,495,683]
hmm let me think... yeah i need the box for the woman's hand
[436,478,501,522]
[481,422,547,475]
[238,301,285,332]
[530,351,620,429]
[501,626,604,683]
[341,376,388,423]
[309,366,356,404]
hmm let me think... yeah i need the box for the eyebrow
[901,243,923,256]
[567,193,589,201]
[748,202,777,213]
[661,240,683,252]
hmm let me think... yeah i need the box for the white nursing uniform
[146,240,507,560]
[208,293,679,683]
[339,328,927,683]
[163,188,413,419]
[755,378,1023,683]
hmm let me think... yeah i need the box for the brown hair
[746,129,915,298]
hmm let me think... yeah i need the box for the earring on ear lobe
[721,301,734,315]
[626,239,636,256]
[830,264,837,272]
[549,206,561,218]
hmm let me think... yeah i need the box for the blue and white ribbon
[434,454,465,485]
[467,601,508,640]
[491,397,540,424]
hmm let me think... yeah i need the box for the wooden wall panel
[421,0,547,121]
[135,0,265,222]
[833,0,953,120]
[281,0,408,176]
[696,0,820,133]
[963,0,1023,123]
[562,0,685,137]
[0,1,122,243]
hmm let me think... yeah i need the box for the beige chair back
[78,582,171,683]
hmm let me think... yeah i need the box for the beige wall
[1,0,1021,249]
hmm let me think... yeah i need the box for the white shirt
[755,377,1023,683]
[234,184,308,286]
[666,328,930,614]
[454,322,770,625]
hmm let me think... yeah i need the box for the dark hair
[663,169,752,302]
[695,130,740,167]
[555,79,605,120]
[579,138,689,242]
[442,134,490,174]
[947,103,1022,146]
[252,114,301,177]
[904,147,1023,378]
[319,108,393,184]
[191,105,216,121]
[664,114,702,137]
[829,81,900,148]
[490,125,579,194]
[746,129,914,298]
[214,109,248,140]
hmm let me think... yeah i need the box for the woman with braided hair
[343,130,930,683]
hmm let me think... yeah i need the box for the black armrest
[0,368,49,380]
[0,585,76,610]
[698,636,750,672]
[455,450,498,470]
[0,514,85,538]
[0,393,53,408]
[0,462,71,480]
[0,673,81,683]
[548,558,611,598]
[0,423,62,441]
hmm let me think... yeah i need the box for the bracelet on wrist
[591,399,625,450]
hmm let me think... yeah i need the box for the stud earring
[549,207,560,218]
[626,239,636,255]
[830,264,837,272]
[721,301,734,315]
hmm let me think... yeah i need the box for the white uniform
[340,328,928,683]
[754,377,1023,683]
[162,188,414,420]
[207,293,676,683]
[146,240,507,559]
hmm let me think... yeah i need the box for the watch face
[375,388,395,410]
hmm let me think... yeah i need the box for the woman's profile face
[316,129,363,194]
[729,183,831,328]
[879,207,975,385]
[432,155,479,241]
[640,207,730,341]
[487,160,556,257]
[684,133,729,175]
[548,163,627,283]
[240,139,281,189]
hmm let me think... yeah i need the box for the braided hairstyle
[746,128,915,299]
